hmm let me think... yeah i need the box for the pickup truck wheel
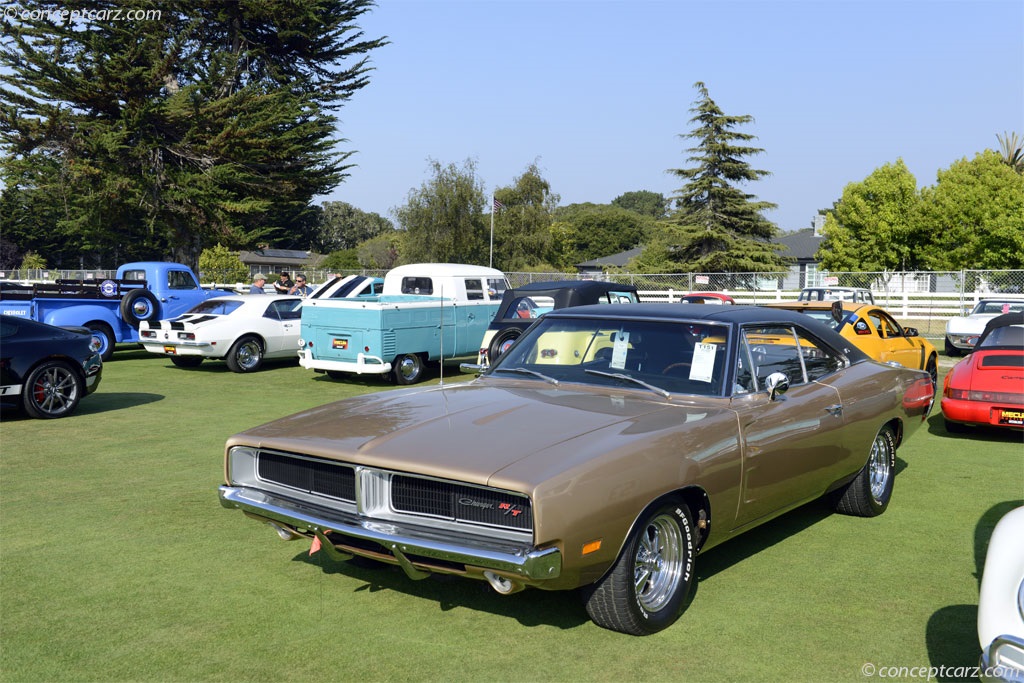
[120,290,160,328]
[582,502,695,635]
[170,356,203,368]
[86,322,115,362]
[392,353,424,385]
[226,336,264,373]
[489,329,521,363]
[834,424,896,517]
[22,360,83,419]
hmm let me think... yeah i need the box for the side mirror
[764,372,790,400]
[903,327,918,337]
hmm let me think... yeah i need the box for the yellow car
[764,301,938,387]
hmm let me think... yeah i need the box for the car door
[262,299,301,357]
[868,309,923,370]
[731,325,853,528]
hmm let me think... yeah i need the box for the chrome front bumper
[296,349,391,375]
[981,634,1024,682]
[218,485,562,582]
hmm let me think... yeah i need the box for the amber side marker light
[582,540,602,555]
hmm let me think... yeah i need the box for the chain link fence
[4,266,1022,343]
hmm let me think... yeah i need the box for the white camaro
[140,294,303,372]
[945,299,1024,356]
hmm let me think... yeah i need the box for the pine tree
[0,0,386,270]
[635,82,787,273]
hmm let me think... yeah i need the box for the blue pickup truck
[0,262,234,360]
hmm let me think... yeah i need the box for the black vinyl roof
[499,280,638,312]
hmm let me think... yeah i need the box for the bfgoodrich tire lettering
[582,502,695,635]
[834,424,896,517]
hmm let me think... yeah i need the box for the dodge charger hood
[228,380,729,488]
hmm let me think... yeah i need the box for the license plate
[332,339,348,350]
[998,409,1024,426]
[164,346,177,355]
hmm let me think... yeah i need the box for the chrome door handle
[824,404,843,417]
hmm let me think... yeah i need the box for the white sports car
[978,505,1024,681]
[140,295,303,372]
[945,299,1024,356]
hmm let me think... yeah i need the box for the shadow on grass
[925,500,1022,680]
[0,391,163,420]
[926,412,1024,442]
[926,604,979,681]
[291,550,590,631]
[695,498,836,582]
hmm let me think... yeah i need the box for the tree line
[2,2,1021,276]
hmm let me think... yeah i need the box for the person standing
[273,271,293,294]
[249,274,267,294]
[289,274,313,297]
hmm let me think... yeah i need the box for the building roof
[776,228,823,261]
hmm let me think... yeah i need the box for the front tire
[582,502,695,635]
[22,360,83,419]
[834,425,896,517]
[944,337,961,357]
[392,353,425,385]
[226,336,264,373]
[925,354,938,392]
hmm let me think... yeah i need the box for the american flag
[493,198,505,211]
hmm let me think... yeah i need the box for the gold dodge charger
[219,304,934,635]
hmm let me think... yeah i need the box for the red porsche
[941,312,1024,432]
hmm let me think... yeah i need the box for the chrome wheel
[24,361,82,418]
[226,336,263,373]
[634,513,686,613]
[868,430,893,503]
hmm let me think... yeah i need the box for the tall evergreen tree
[635,82,786,273]
[0,0,386,270]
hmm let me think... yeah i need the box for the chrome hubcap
[633,514,684,612]
[237,342,260,369]
[868,432,892,502]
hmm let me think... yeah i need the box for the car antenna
[438,282,445,386]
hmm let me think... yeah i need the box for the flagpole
[489,194,494,268]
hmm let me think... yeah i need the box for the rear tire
[925,355,938,391]
[86,322,116,362]
[170,356,203,368]
[834,425,896,517]
[582,502,695,635]
[226,336,264,373]
[392,353,425,385]
[22,360,83,419]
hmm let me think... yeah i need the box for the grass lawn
[1,350,1021,683]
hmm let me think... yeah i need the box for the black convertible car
[0,315,103,419]
[475,280,640,366]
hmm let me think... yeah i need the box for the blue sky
[322,0,1024,231]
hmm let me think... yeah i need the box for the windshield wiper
[584,369,670,398]
[493,366,559,385]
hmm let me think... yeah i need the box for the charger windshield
[491,316,729,396]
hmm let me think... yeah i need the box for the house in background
[237,248,322,278]
[575,220,826,287]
